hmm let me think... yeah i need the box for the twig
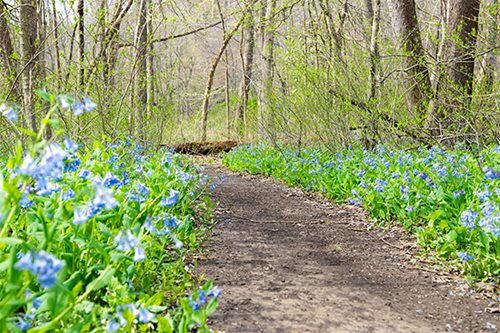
[379,237,404,250]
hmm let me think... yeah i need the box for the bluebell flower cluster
[15,251,65,288]
[105,303,155,332]
[189,287,221,311]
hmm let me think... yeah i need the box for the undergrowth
[0,92,221,332]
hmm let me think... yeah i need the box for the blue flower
[15,251,65,288]
[457,252,474,262]
[480,202,496,217]
[35,179,60,196]
[208,287,221,298]
[64,158,81,172]
[19,155,38,177]
[114,230,138,251]
[62,189,75,201]
[137,306,155,323]
[107,155,118,164]
[78,169,91,179]
[190,299,200,311]
[57,95,72,109]
[72,98,96,116]
[460,210,478,229]
[477,190,491,202]
[73,205,95,225]
[105,319,122,333]
[33,297,42,309]
[93,186,118,211]
[1,104,18,122]
[20,193,34,209]
[64,137,79,153]
[137,183,149,196]
[484,168,500,180]
[133,245,146,262]
[164,215,180,228]
[161,189,180,207]
[16,316,32,331]
[104,172,122,187]
[198,290,207,304]
[173,237,184,249]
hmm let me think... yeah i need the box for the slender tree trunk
[390,0,431,123]
[368,0,381,101]
[133,0,149,139]
[481,0,498,90]
[235,0,256,139]
[0,1,18,99]
[215,0,231,139]
[258,0,276,139]
[51,0,61,89]
[200,12,246,142]
[77,0,85,88]
[20,0,40,132]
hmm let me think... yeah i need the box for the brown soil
[198,163,499,333]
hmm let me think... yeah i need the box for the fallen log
[161,140,241,155]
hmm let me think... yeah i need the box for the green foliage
[223,144,500,282]
[0,95,220,332]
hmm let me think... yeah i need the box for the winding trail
[198,164,499,333]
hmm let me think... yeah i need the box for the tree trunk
[0,1,18,99]
[368,0,381,101]
[20,0,40,132]
[133,0,149,139]
[445,0,481,98]
[235,0,256,139]
[77,0,85,88]
[51,0,61,89]
[432,0,481,139]
[390,0,432,123]
[258,0,276,139]
[481,0,498,90]
[200,12,246,142]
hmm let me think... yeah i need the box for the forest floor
[198,162,499,333]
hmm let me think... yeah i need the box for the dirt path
[198,164,499,333]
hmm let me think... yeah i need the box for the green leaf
[480,232,490,250]
[206,298,218,316]
[0,237,23,245]
[157,316,173,333]
[36,90,54,103]
[85,267,116,293]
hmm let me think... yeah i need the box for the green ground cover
[0,94,220,332]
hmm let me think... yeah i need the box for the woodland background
[0,0,498,149]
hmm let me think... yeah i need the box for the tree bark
[389,0,431,122]
[20,0,40,132]
[445,0,481,98]
[431,0,481,139]
[368,0,381,101]
[133,0,149,139]
[77,0,85,88]
[0,1,18,98]
[235,0,256,139]
[258,0,276,139]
